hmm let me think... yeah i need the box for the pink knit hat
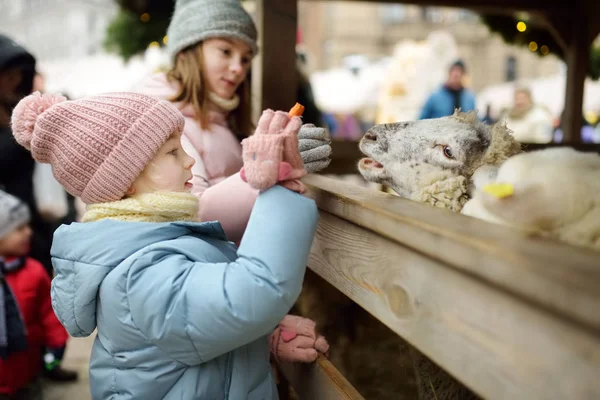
[11,91,184,204]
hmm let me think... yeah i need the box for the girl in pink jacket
[133,0,332,367]
[134,0,331,245]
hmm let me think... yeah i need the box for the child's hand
[240,110,301,190]
[299,124,332,174]
[269,315,329,363]
[279,120,308,194]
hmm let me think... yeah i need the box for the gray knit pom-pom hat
[0,191,30,240]
[167,0,258,61]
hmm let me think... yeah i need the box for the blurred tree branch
[104,0,174,61]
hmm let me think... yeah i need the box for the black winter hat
[0,34,36,97]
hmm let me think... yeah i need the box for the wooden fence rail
[279,174,600,399]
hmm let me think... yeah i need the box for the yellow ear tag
[483,183,514,199]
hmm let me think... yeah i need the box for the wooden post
[562,16,590,144]
[252,0,298,121]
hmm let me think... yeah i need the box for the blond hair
[166,43,253,139]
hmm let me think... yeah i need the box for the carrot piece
[289,102,305,117]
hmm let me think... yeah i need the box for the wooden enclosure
[276,175,600,399]
[250,1,600,398]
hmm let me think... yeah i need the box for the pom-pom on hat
[11,92,185,204]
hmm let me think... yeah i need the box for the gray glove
[299,124,332,173]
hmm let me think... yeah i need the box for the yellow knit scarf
[82,192,199,223]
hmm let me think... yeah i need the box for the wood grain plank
[278,355,366,400]
[303,175,600,334]
[308,211,600,400]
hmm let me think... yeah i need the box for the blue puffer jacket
[50,186,318,400]
[419,85,476,120]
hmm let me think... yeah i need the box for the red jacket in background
[0,257,69,395]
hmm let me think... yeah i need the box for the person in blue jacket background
[419,59,476,120]
[10,90,322,400]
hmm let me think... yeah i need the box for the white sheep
[462,147,600,250]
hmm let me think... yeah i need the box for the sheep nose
[364,129,378,141]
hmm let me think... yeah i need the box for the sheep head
[358,110,522,211]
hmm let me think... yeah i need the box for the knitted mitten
[240,110,297,190]
[240,135,291,190]
[279,120,308,193]
[299,124,332,174]
[269,315,329,363]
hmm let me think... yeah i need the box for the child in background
[11,91,326,399]
[0,190,69,400]
[134,0,332,245]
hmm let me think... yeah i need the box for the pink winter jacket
[133,73,258,244]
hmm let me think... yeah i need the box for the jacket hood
[0,35,35,97]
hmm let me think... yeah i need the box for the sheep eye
[442,145,454,159]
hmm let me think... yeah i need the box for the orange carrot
[289,102,305,117]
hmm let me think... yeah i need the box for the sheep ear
[417,174,469,212]
[480,122,522,166]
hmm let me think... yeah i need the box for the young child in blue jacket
[10,91,322,399]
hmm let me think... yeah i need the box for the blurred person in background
[0,34,52,275]
[0,34,77,383]
[419,59,476,119]
[0,191,71,399]
[500,86,553,143]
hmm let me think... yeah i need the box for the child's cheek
[15,238,30,257]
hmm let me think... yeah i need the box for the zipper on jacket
[223,351,233,398]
